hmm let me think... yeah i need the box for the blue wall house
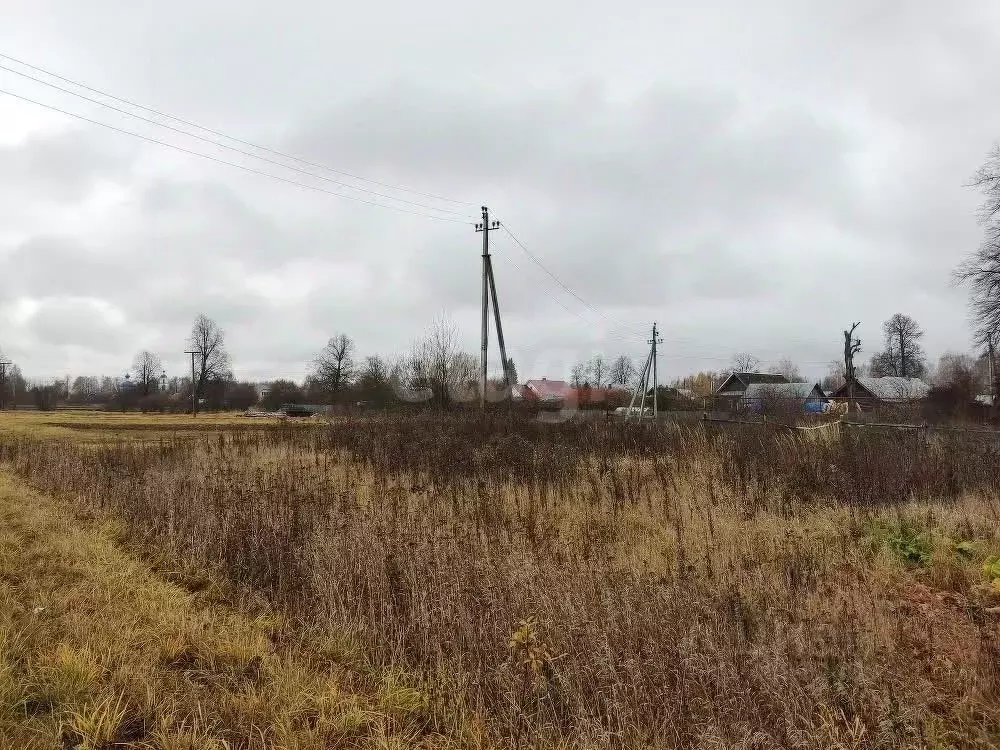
[742,382,828,414]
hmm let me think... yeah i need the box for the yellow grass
[0,409,294,444]
[3,410,1000,747]
[0,469,438,749]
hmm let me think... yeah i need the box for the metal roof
[524,379,572,402]
[853,377,930,401]
[715,372,789,394]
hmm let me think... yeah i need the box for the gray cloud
[23,296,128,351]
[0,0,998,382]
[0,128,133,203]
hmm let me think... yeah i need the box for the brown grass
[2,411,1000,747]
[0,469,441,749]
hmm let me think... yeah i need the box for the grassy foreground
[2,410,1000,747]
[0,469,436,749]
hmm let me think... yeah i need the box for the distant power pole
[626,323,660,423]
[474,206,511,409]
[0,359,10,411]
[988,334,996,404]
[184,350,199,416]
[650,322,662,419]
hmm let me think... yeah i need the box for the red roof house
[521,379,630,409]
[523,379,573,404]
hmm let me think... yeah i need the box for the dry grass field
[1,409,999,748]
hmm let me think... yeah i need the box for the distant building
[713,372,789,410]
[830,377,930,410]
[521,379,629,409]
[742,382,828,413]
[523,379,573,405]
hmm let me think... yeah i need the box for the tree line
[0,313,518,412]
[1,306,994,412]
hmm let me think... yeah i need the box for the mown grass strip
[0,471,439,749]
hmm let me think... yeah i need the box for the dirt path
[0,471,435,749]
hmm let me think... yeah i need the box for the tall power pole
[184,350,199,416]
[0,359,10,411]
[625,323,661,423]
[486,254,512,392]
[650,323,662,419]
[626,349,652,422]
[474,207,503,409]
[480,207,490,409]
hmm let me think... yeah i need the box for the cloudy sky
[1,0,998,384]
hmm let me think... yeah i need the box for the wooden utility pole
[626,348,653,423]
[0,359,10,411]
[486,254,512,392]
[650,323,662,419]
[476,207,491,409]
[184,350,199,416]
[474,207,505,408]
[626,323,660,423]
[988,334,996,405]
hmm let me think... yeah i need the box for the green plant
[953,540,981,560]
[983,556,1000,591]
[886,527,933,566]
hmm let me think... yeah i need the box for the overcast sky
[1,1,998,384]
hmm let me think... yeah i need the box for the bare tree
[188,314,231,403]
[956,146,1000,340]
[731,352,760,372]
[927,351,980,417]
[312,333,356,403]
[356,355,393,404]
[769,357,802,381]
[869,313,927,378]
[610,355,636,387]
[933,352,980,389]
[132,350,163,396]
[409,316,477,406]
[587,355,609,386]
[570,362,587,387]
[821,360,846,393]
[364,355,389,382]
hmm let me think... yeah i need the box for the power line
[490,240,647,343]
[0,51,476,207]
[0,62,474,219]
[496,222,651,338]
[495,227,850,356]
[0,87,474,224]
[498,222,643,331]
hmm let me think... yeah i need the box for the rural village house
[830,377,930,410]
[518,378,630,409]
[742,382,828,413]
[713,372,789,410]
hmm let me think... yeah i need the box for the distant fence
[698,413,1000,441]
